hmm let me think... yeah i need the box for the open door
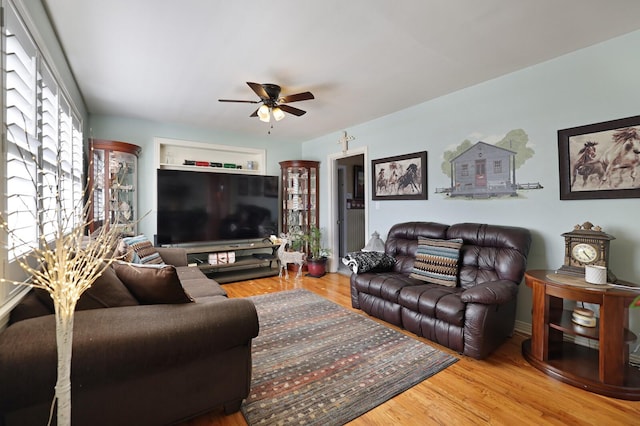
[328,149,367,273]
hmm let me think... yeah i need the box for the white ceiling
[43,0,640,142]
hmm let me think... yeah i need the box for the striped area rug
[242,289,457,425]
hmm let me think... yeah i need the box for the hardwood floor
[181,273,640,426]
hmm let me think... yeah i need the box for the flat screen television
[156,169,279,245]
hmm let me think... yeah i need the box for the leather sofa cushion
[385,222,449,274]
[353,272,422,304]
[113,262,193,304]
[447,223,531,287]
[398,284,465,327]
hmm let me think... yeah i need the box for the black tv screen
[156,169,279,245]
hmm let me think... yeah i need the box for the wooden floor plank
[181,273,640,426]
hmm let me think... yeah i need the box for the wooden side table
[522,270,640,400]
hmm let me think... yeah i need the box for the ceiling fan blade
[280,91,314,103]
[278,104,307,116]
[218,99,259,103]
[247,82,270,100]
[249,108,259,117]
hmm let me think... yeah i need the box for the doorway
[475,159,487,188]
[327,148,367,274]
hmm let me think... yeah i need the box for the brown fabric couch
[350,222,531,359]
[0,247,259,426]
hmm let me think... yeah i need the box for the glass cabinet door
[280,160,320,247]
[90,140,141,236]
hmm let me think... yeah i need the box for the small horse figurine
[277,235,305,279]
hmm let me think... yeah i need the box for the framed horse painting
[559,115,640,200]
[371,151,427,200]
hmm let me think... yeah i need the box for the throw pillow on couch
[409,237,463,287]
[112,261,193,304]
[114,235,193,304]
[117,234,164,264]
[13,262,140,324]
[341,251,397,274]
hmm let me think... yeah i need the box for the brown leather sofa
[351,222,531,359]
[0,247,259,426]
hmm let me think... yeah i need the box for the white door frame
[327,146,368,273]
[337,165,348,257]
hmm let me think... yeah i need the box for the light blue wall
[302,30,640,332]
[89,115,301,239]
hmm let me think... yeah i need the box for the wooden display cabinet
[279,160,320,248]
[89,139,141,236]
[522,270,640,400]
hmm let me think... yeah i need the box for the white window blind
[4,4,39,260]
[72,115,84,222]
[3,2,84,264]
[40,62,59,241]
[58,96,76,233]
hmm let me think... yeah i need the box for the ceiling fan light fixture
[219,82,314,122]
[257,104,270,122]
[272,106,285,121]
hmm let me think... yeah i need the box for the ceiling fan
[219,82,314,122]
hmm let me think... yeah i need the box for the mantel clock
[558,221,616,282]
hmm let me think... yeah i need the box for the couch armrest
[0,298,258,412]
[156,247,188,266]
[460,280,518,305]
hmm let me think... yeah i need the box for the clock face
[571,243,599,264]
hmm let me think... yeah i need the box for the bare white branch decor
[1,122,126,425]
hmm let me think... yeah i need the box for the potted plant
[288,229,305,253]
[303,226,331,277]
[281,229,305,274]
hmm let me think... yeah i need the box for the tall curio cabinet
[89,139,141,236]
[279,160,320,244]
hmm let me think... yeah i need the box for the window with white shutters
[40,62,59,241]
[2,1,85,269]
[4,3,39,260]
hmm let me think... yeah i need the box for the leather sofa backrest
[447,223,531,289]
[385,221,531,289]
[385,222,449,274]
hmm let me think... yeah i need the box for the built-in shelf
[154,137,266,175]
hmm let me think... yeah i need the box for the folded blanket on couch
[342,251,396,274]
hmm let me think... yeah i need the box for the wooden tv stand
[183,240,279,283]
[522,270,640,400]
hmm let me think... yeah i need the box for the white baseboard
[513,320,640,366]
[514,320,531,336]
